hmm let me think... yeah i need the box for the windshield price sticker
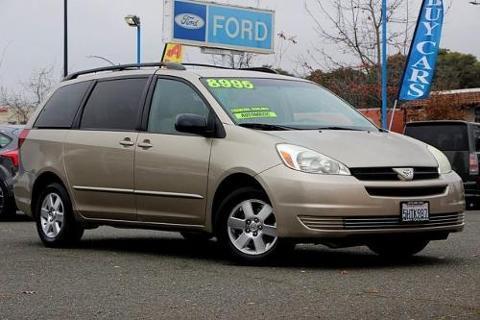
[207,79,255,89]
[231,107,277,119]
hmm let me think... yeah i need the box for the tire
[0,179,16,218]
[180,231,213,242]
[216,187,293,264]
[34,182,84,247]
[368,239,430,258]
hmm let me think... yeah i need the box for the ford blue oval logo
[175,13,205,30]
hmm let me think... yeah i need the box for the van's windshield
[201,78,377,131]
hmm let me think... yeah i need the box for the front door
[134,78,212,225]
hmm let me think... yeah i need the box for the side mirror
[175,113,211,136]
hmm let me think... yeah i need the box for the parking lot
[0,213,478,319]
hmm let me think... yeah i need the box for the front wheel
[216,187,292,264]
[368,239,430,258]
[35,183,84,247]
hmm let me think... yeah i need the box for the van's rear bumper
[13,170,34,217]
[257,165,465,239]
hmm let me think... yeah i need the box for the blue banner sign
[399,0,444,101]
[172,0,275,54]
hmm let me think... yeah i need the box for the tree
[0,67,56,124]
[304,0,414,71]
[433,49,480,90]
[307,53,406,108]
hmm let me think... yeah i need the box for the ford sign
[172,0,274,54]
[175,13,205,30]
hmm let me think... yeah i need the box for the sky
[0,0,479,91]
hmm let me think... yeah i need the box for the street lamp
[124,15,141,64]
[64,0,68,77]
[470,0,480,5]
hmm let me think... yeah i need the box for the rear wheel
[216,187,292,264]
[35,183,84,247]
[368,239,430,258]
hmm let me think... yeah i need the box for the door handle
[138,139,153,149]
[119,138,135,147]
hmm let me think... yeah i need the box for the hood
[264,130,438,168]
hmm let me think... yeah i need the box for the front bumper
[257,165,465,239]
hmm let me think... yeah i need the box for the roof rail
[241,67,279,74]
[182,63,279,74]
[63,62,186,81]
[182,63,231,69]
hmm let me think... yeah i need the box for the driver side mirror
[175,113,212,136]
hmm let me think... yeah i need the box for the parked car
[405,121,479,209]
[14,63,465,264]
[0,125,24,217]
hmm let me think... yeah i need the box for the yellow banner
[162,43,184,63]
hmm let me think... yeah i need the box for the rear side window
[80,78,147,131]
[405,124,468,151]
[35,81,91,128]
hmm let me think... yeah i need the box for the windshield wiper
[238,123,295,131]
[317,126,367,132]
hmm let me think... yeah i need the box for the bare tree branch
[0,67,56,124]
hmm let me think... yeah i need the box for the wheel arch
[31,171,71,217]
[209,172,270,234]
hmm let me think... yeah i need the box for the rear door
[405,123,469,179]
[64,77,148,221]
[134,77,212,225]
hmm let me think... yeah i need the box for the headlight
[427,145,452,174]
[276,144,350,175]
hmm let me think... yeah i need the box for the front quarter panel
[205,125,284,230]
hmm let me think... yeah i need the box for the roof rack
[182,63,279,74]
[63,62,280,82]
[241,67,279,74]
[63,62,186,81]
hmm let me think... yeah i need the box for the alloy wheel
[40,193,65,238]
[227,199,278,256]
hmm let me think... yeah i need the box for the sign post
[170,0,275,54]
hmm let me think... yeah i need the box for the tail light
[469,152,479,175]
[18,128,30,149]
[0,149,19,168]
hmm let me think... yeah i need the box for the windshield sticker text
[207,79,255,89]
[231,107,277,119]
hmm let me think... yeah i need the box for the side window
[0,133,12,149]
[80,78,147,131]
[148,79,210,134]
[35,81,91,128]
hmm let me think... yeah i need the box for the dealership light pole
[64,0,68,77]
[125,15,141,64]
[381,0,388,129]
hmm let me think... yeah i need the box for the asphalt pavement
[0,213,479,320]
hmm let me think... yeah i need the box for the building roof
[403,88,480,108]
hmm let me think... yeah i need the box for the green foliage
[307,49,480,108]
[433,49,480,90]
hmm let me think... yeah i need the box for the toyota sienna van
[14,63,465,264]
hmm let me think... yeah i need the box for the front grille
[365,186,447,197]
[350,167,439,181]
[299,212,464,231]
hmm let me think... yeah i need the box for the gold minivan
[14,63,465,263]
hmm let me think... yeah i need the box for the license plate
[401,201,429,222]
